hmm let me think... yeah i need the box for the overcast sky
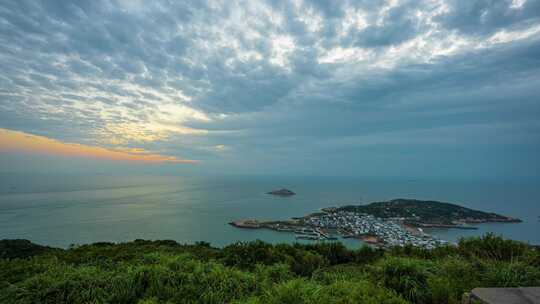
[1,0,539,178]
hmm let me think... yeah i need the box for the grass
[1,234,539,304]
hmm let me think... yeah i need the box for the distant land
[330,198,522,228]
[230,198,521,248]
[267,188,295,196]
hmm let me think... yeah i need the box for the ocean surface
[1,173,539,248]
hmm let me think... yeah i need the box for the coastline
[229,198,522,249]
[3,176,537,249]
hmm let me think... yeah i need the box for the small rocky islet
[266,188,295,196]
[230,198,521,249]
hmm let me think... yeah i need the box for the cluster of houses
[303,211,448,249]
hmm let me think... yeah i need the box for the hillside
[337,198,521,226]
[0,239,61,259]
[1,234,539,304]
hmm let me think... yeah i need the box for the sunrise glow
[0,129,197,164]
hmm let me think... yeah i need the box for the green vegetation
[1,234,539,304]
[337,198,521,225]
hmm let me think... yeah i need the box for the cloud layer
[0,128,195,163]
[1,0,539,177]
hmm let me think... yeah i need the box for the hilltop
[334,198,521,228]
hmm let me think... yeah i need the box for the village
[300,210,449,249]
[231,209,450,249]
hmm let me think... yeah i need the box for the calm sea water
[0,173,538,248]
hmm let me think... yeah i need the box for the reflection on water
[1,173,538,248]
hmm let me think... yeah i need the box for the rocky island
[267,188,295,196]
[230,198,521,249]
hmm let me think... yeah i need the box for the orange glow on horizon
[0,128,197,164]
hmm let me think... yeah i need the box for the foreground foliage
[1,234,539,304]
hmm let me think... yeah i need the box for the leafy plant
[1,234,538,304]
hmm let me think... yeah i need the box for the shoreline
[229,199,522,249]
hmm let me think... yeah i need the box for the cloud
[0,0,540,177]
[437,0,540,36]
[352,1,425,47]
[0,128,197,164]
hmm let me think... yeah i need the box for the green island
[334,198,522,227]
[1,235,539,304]
[266,188,296,196]
[230,199,521,249]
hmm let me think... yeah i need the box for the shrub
[238,279,407,304]
[1,235,539,304]
[427,256,479,304]
[482,261,540,287]
[457,233,529,262]
[312,264,369,284]
[377,257,433,303]
[220,241,288,269]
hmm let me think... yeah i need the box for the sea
[0,173,539,249]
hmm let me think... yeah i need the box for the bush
[220,241,288,269]
[377,257,433,303]
[482,260,540,287]
[1,235,539,304]
[457,233,529,261]
[427,257,479,304]
[238,279,407,304]
[312,264,369,284]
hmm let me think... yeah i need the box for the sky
[0,0,539,178]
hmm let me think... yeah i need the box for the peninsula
[230,198,521,249]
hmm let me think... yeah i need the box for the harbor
[230,210,449,249]
[229,197,526,249]
[303,210,449,249]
